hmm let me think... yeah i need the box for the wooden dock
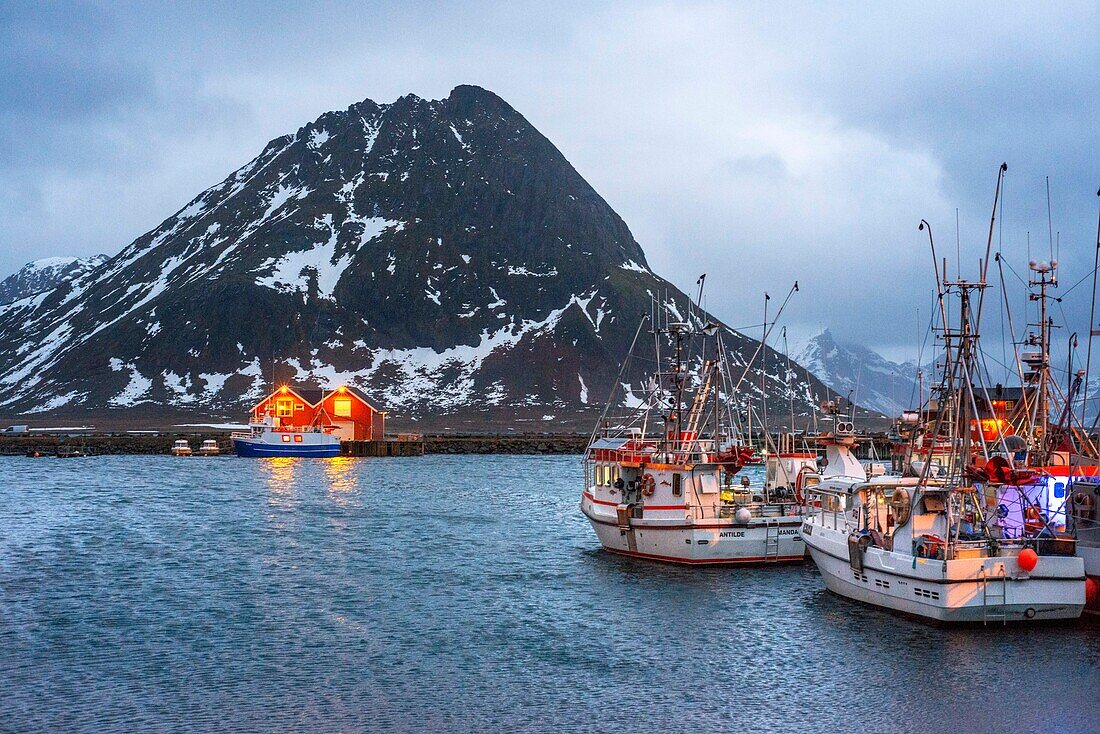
[341,439,425,457]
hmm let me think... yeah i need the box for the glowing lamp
[1017,548,1038,573]
[971,417,1013,443]
[337,385,347,393]
[280,385,289,393]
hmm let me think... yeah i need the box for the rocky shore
[0,432,589,456]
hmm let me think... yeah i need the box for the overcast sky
[1,1,1096,361]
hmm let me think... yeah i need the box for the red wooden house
[318,385,385,441]
[250,385,385,441]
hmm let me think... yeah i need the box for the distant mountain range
[0,255,108,304]
[791,329,920,417]
[0,85,852,430]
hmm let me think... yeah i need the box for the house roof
[324,385,384,413]
[252,385,324,410]
[251,384,385,413]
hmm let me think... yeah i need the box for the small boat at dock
[231,416,340,458]
[170,440,192,456]
[198,439,220,456]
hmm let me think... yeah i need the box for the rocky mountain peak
[0,86,829,429]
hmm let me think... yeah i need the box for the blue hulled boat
[232,418,341,458]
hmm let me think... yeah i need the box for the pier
[341,439,425,457]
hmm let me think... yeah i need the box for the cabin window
[294,435,303,443]
[295,403,305,411]
[334,398,353,418]
[672,473,682,496]
[281,434,291,443]
[602,465,612,486]
[276,398,294,417]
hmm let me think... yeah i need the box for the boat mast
[1025,259,1057,463]
[1084,189,1100,437]
[760,292,770,450]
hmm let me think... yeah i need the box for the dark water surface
[1,455,1096,733]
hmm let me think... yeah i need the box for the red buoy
[1017,548,1039,572]
[1085,577,1099,610]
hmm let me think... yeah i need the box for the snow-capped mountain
[0,85,842,429]
[0,255,108,304]
[792,329,920,417]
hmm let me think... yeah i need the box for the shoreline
[0,432,590,456]
[0,432,899,457]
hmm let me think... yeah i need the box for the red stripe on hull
[582,492,685,511]
[601,546,804,565]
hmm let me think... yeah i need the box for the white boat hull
[582,492,803,564]
[803,522,1085,622]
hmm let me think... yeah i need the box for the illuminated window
[276,398,294,417]
[672,473,682,496]
[334,398,353,417]
[295,403,305,411]
[281,434,291,443]
[294,435,303,443]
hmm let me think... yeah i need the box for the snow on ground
[27,257,78,270]
[620,382,646,409]
[109,361,153,407]
[200,372,230,395]
[25,391,81,413]
[163,371,196,403]
[256,215,402,298]
[506,266,558,277]
[283,293,588,410]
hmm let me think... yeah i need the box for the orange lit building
[250,385,386,442]
[318,385,385,441]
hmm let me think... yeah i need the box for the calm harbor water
[0,454,1096,733]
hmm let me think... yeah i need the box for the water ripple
[0,455,1095,733]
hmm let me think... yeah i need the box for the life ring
[640,474,656,497]
[888,488,912,526]
[794,467,809,504]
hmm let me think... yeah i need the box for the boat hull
[582,494,804,565]
[803,522,1085,623]
[233,437,341,458]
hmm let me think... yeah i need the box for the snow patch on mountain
[0,254,108,304]
[791,329,919,416]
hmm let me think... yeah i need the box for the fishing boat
[581,290,805,565]
[803,212,1084,623]
[171,439,192,456]
[198,439,220,456]
[231,416,341,458]
[971,256,1100,615]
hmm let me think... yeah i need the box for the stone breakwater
[0,433,589,456]
[424,435,587,455]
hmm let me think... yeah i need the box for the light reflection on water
[0,454,1095,733]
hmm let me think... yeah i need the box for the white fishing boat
[581,305,804,565]
[802,240,1083,623]
[171,439,192,456]
[198,439,220,456]
[802,431,1083,623]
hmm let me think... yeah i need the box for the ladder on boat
[979,565,1008,625]
[764,521,781,562]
